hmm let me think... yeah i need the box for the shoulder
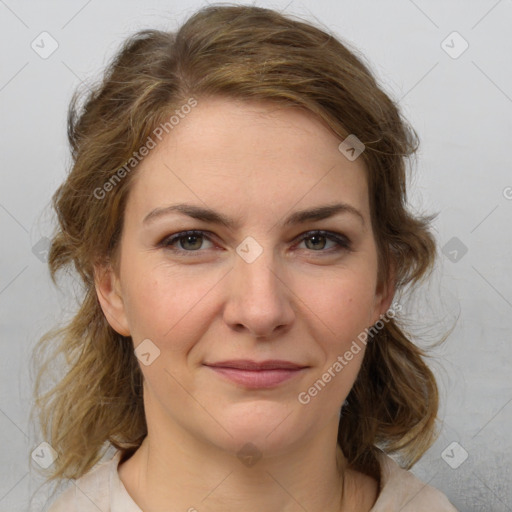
[372,451,459,511]
[46,452,121,512]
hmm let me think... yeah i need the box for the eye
[158,229,352,257]
[296,230,352,254]
[160,230,215,255]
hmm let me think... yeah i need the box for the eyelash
[158,230,352,257]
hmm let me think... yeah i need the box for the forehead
[126,97,370,225]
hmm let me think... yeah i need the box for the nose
[223,243,295,339]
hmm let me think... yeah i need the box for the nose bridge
[225,234,294,336]
[235,234,282,300]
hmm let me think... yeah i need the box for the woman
[32,4,458,511]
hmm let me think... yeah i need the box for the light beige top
[47,450,458,511]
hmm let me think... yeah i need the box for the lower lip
[205,366,306,388]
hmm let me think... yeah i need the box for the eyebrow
[143,202,365,229]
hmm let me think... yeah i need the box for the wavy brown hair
[31,2,446,489]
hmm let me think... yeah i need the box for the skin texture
[95,97,395,511]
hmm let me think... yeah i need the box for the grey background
[0,0,511,510]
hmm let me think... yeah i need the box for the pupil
[307,235,325,250]
[183,235,201,250]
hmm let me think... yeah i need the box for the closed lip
[203,360,307,370]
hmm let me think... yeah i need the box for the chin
[206,411,305,455]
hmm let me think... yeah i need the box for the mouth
[203,360,308,389]
[204,359,307,370]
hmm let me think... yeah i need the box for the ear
[370,260,397,325]
[94,262,131,337]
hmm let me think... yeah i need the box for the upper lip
[204,360,307,370]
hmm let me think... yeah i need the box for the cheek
[120,257,223,344]
[304,271,376,339]
[299,271,375,390]
[301,281,373,408]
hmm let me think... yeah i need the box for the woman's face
[96,97,394,457]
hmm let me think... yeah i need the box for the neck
[119,427,352,512]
